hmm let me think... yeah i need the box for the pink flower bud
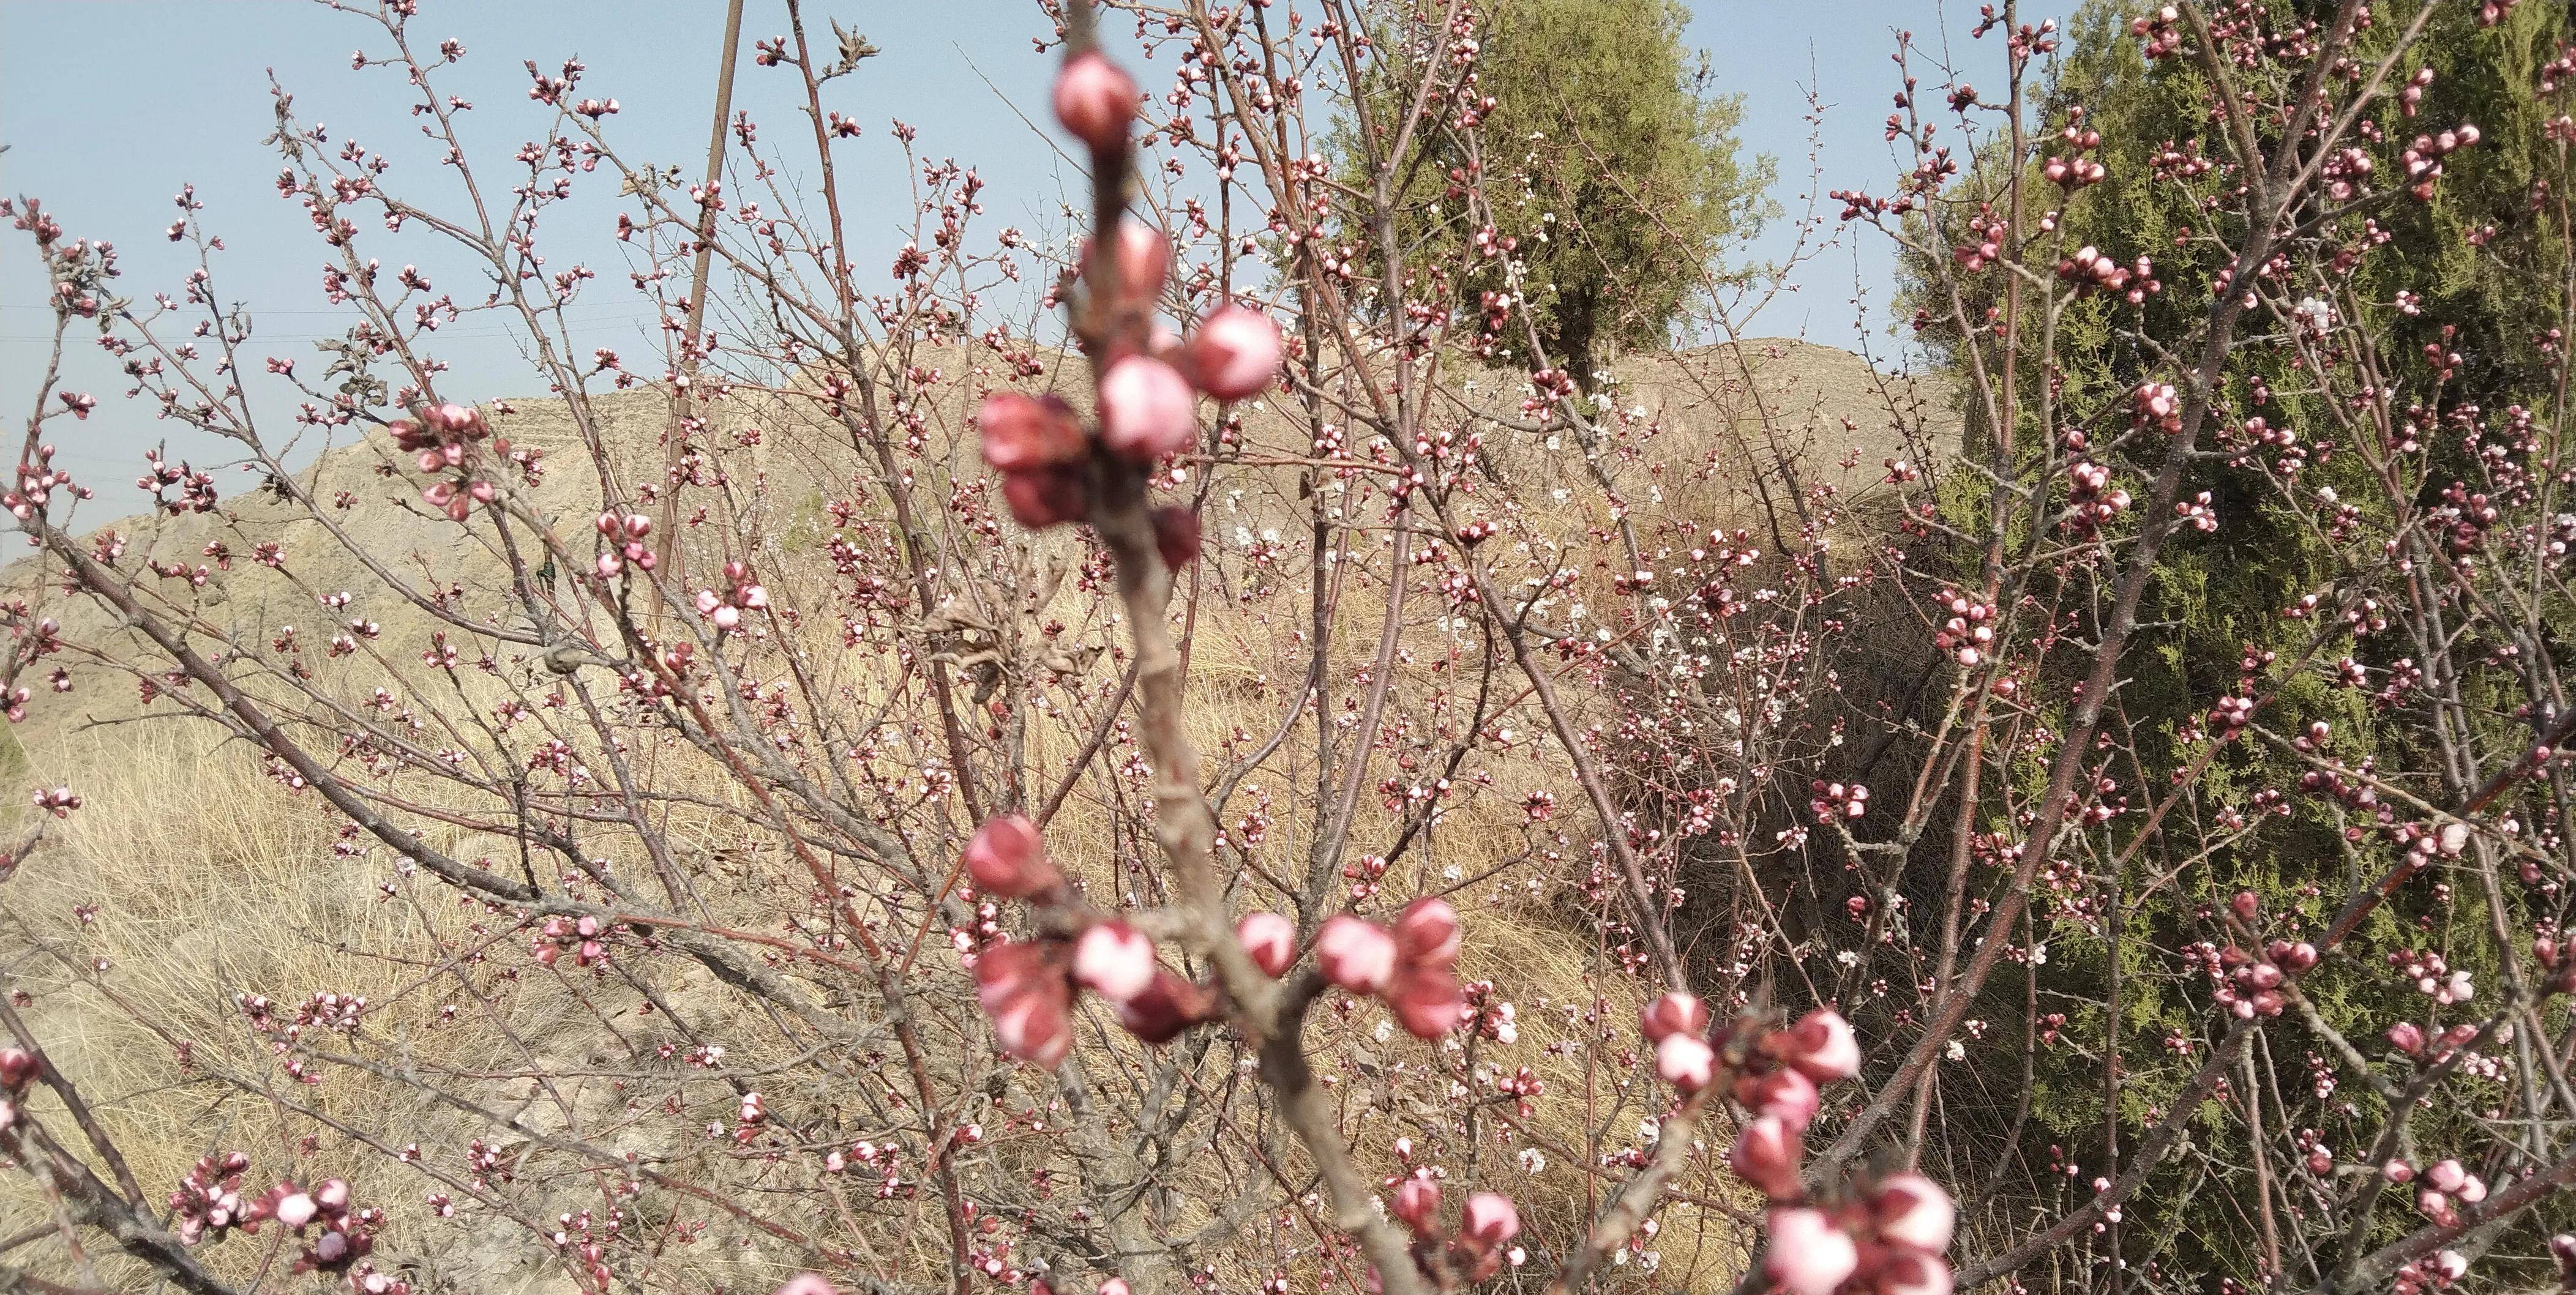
[978,392,1088,473]
[1098,356,1197,461]
[2384,1159,2417,1184]
[1728,1113,1803,1200]
[1237,911,1295,976]
[1316,915,1397,993]
[2231,890,2261,922]
[1737,1065,1822,1131]
[1150,505,1201,570]
[1115,969,1215,1044]
[1763,1207,1859,1295]
[1640,992,1710,1044]
[2388,1021,2425,1055]
[1094,218,1169,307]
[1097,1281,1130,1295]
[1182,304,1283,401]
[1393,897,1461,968]
[1461,1192,1519,1249]
[1388,966,1466,1039]
[0,1047,36,1091]
[1873,1171,1956,1253]
[2426,1159,2466,1193]
[976,942,1073,1068]
[1776,1007,1862,1082]
[1656,1033,1716,1093]
[274,1192,318,1229]
[1002,466,1091,529]
[1052,51,1139,152]
[964,815,1063,899]
[1391,1177,1442,1230]
[1073,920,1158,1003]
[775,1275,839,1295]
[1875,1249,1955,1295]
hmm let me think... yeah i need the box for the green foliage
[1344,0,1770,384]
[1893,0,2576,1277]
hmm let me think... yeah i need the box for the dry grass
[0,338,1925,1292]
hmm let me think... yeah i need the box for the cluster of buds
[1314,900,1467,1039]
[2380,1157,2491,1227]
[1647,1000,1952,1294]
[0,1045,34,1135]
[2041,117,2106,187]
[1388,1179,1524,1283]
[2207,693,2255,734]
[2055,245,2157,303]
[2064,459,2132,534]
[30,785,80,817]
[2399,124,2479,200]
[2211,939,2314,1018]
[2392,1248,2472,1295]
[964,816,1219,1067]
[1930,588,1994,666]
[13,444,82,520]
[1669,1001,1857,1122]
[167,1151,258,1246]
[1763,1174,1955,1295]
[2391,947,2476,1005]
[592,510,656,578]
[1950,213,2009,274]
[692,561,769,633]
[2130,6,2183,59]
[975,296,1282,527]
[532,913,612,968]
[390,403,505,522]
[2387,1019,2487,1064]
[1810,781,1870,824]
[974,47,1285,535]
[256,1177,380,1274]
[2130,382,2183,434]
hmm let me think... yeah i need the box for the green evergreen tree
[1344,0,1770,386]
[1892,1,2576,1275]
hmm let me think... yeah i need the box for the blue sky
[0,0,2064,485]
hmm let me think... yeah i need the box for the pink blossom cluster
[1388,1178,1525,1283]
[1314,900,1469,1039]
[1928,589,1994,667]
[390,401,507,521]
[2379,1156,2490,1227]
[969,50,1282,534]
[591,509,657,578]
[532,912,613,968]
[964,815,1218,1067]
[1636,998,1949,1295]
[692,559,770,633]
